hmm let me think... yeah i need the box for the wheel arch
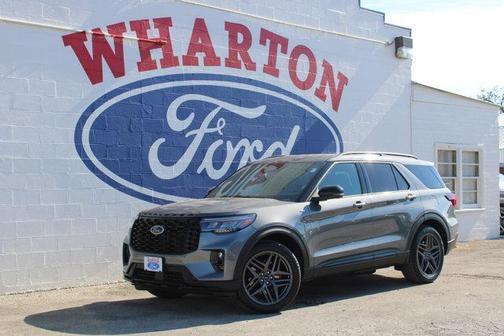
[408,212,449,254]
[233,225,310,280]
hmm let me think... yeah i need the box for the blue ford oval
[75,74,344,204]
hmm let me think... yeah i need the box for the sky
[361,0,504,98]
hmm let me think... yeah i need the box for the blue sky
[361,0,504,98]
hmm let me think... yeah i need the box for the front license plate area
[144,256,163,273]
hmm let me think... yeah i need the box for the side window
[405,164,444,189]
[319,163,362,196]
[363,163,398,193]
[392,166,410,190]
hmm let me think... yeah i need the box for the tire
[500,206,504,236]
[148,288,186,299]
[238,241,301,313]
[402,226,445,284]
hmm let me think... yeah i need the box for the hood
[140,197,291,217]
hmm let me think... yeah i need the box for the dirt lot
[1,239,503,336]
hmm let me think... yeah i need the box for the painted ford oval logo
[75,74,344,204]
[150,225,165,235]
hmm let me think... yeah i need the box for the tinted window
[319,163,362,196]
[208,161,325,201]
[363,163,398,193]
[392,166,410,190]
[405,164,444,189]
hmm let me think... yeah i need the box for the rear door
[361,162,424,256]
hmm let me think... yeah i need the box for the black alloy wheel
[500,207,504,236]
[239,241,301,313]
[402,226,445,284]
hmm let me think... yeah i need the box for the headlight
[200,214,256,234]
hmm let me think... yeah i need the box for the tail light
[445,193,457,208]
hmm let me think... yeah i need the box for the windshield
[207,161,326,202]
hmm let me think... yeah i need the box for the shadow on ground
[24,274,413,335]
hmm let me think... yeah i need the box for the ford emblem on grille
[150,225,165,235]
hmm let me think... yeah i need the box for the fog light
[211,250,225,271]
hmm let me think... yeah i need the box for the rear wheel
[402,226,444,284]
[148,288,186,299]
[238,241,301,313]
[500,206,504,236]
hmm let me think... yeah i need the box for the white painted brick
[56,81,82,98]
[82,233,110,248]
[0,158,13,174]
[12,126,40,143]
[0,125,13,140]
[96,246,119,263]
[0,254,17,270]
[0,190,12,205]
[55,204,82,218]
[0,222,16,239]
[71,218,97,235]
[16,252,45,269]
[13,158,41,173]
[3,238,31,254]
[12,94,42,111]
[1,143,29,157]
[30,267,59,285]
[42,3,70,23]
[0,77,29,94]
[31,236,59,252]
[13,190,41,206]
[1,270,17,288]
[83,263,108,281]
[59,264,84,281]
[29,79,56,96]
[70,248,95,264]
[45,250,71,266]
[16,221,45,238]
[41,190,69,204]
[44,218,72,237]
[57,235,85,250]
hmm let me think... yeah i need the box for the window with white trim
[436,146,481,209]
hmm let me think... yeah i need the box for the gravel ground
[1,239,503,336]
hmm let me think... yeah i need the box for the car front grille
[130,216,200,255]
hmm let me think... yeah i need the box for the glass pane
[438,150,456,163]
[443,178,456,193]
[463,191,478,205]
[462,178,477,191]
[463,165,479,177]
[319,163,362,196]
[462,151,479,164]
[438,164,456,177]
[405,164,444,189]
[362,163,398,193]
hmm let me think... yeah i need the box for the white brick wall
[0,0,437,294]
[412,83,500,240]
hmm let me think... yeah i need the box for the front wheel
[238,241,301,313]
[402,226,445,284]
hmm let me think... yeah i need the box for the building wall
[0,0,412,293]
[412,83,500,241]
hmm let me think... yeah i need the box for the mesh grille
[130,216,200,255]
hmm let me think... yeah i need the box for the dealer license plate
[144,256,163,272]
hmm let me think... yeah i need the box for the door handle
[353,201,367,209]
[406,193,417,201]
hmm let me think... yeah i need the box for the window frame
[310,162,368,199]
[435,144,483,209]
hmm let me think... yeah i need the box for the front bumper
[122,225,255,290]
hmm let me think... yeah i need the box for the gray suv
[123,152,458,313]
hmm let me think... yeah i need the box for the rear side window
[362,163,398,193]
[405,164,445,189]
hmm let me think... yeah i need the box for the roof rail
[340,151,418,159]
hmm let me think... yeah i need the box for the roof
[259,152,433,166]
[412,81,501,109]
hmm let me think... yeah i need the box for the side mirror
[315,185,345,202]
